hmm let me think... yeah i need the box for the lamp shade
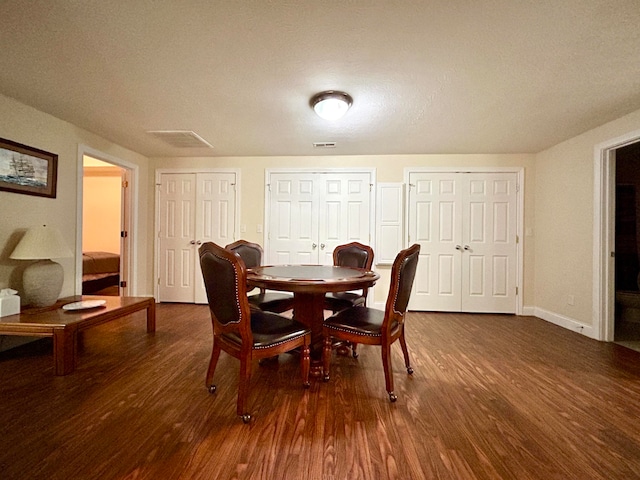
[10,225,73,260]
[310,91,353,121]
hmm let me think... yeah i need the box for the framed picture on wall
[0,137,58,198]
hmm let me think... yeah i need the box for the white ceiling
[1,0,639,158]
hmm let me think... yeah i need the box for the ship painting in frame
[0,138,57,198]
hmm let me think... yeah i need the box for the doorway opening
[614,142,640,351]
[76,145,137,297]
[82,156,125,295]
[594,129,640,346]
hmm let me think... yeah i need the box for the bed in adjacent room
[82,251,120,294]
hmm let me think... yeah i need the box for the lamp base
[22,259,64,307]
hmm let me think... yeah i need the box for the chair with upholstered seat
[324,242,375,313]
[225,240,295,313]
[323,242,375,358]
[199,242,311,423]
[322,243,420,402]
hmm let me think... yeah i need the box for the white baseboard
[401,303,597,340]
[532,307,597,339]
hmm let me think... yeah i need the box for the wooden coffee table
[0,295,155,375]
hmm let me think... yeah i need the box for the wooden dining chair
[199,242,311,423]
[225,240,295,313]
[324,242,375,312]
[322,243,420,402]
[323,242,375,358]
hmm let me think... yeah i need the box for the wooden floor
[1,304,640,480]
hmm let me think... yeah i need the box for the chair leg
[322,334,333,382]
[381,343,397,402]
[398,329,414,375]
[205,340,222,393]
[350,342,359,358]
[301,342,311,388]
[237,356,252,423]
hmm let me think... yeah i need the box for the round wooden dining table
[246,265,380,375]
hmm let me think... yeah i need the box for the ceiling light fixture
[310,91,353,121]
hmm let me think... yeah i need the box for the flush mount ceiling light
[310,91,353,121]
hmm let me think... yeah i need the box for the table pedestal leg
[292,292,326,377]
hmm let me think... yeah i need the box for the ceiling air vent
[147,130,214,149]
[312,142,336,148]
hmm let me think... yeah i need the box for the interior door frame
[76,144,137,295]
[263,167,376,264]
[404,166,525,315]
[154,168,241,302]
[593,129,640,341]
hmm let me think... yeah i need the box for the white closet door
[267,171,372,265]
[158,174,198,303]
[408,172,463,311]
[408,171,517,313]
[461,173,517,313]
[158,172,237,303]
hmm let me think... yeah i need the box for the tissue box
[0,294,20,317]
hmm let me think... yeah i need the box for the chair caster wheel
[388,392,398,402]
[240,414,251,424]
[303,382,311,389]
[352,351,359,359]
[323,374,330,382]
[208,385,217,394]
[407,366,414,375]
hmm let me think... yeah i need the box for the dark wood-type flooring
[1,304,640,480]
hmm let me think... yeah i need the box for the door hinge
[370,183,373,192]
[611,251,615,258]
[516,235,519,244]
[516,286,518,295]
[516,183,520,193]
[266,183,271,192]
[122,180,129,188]
[121,231,128,238]
[120,280,127,288]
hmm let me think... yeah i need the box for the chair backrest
[199,242,251,335]
[225,240,263,269]
[333,242,374,270]
[385,243,420,319]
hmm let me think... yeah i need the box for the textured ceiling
[1,0,639,158]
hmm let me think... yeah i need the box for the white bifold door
[408,171,518,313]
[266,171,373,265]
[158,172,237,303]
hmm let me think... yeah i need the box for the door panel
[159,174,197,303]
[193,172,236,303]
[461,173,517,312]
[269,174,320,264]
[409,172,462,311]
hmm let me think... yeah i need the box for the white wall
[534,108,640,335]
[0,94,152,301]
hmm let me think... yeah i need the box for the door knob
[464,245,471,250]
[196,240,202,245]
[189,240,196,245]
[455,245,462,250]
[312,243,317,249]
[320,243,325,250]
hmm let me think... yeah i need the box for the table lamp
[10,225,73,307]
